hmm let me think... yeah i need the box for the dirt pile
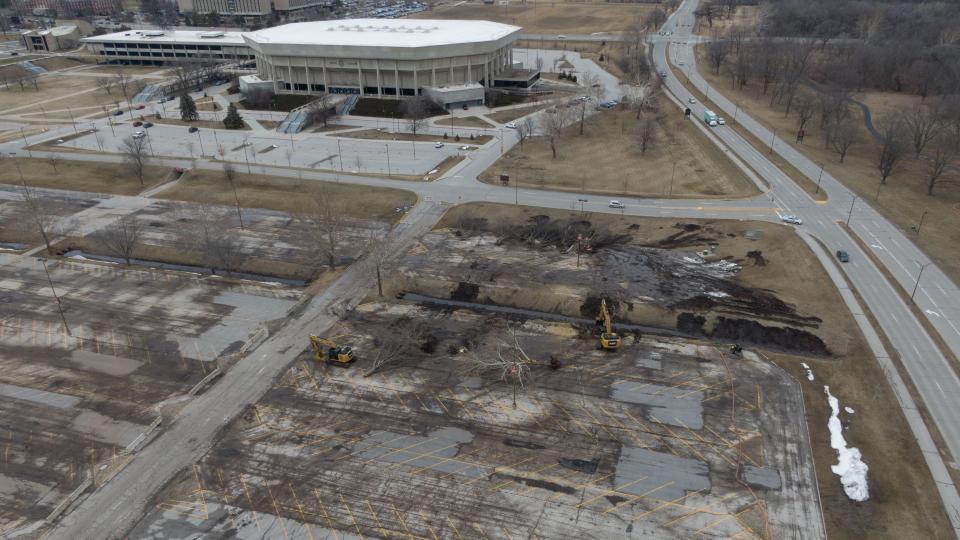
[677,313,830,355]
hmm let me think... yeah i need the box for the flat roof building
[82,29,255,65]
[242,19,522,107]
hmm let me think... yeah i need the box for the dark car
[143,122,153,128]
[132,121,143,127]
[112,109,123,116]
[836,250,850,263]
[188,126,199,133]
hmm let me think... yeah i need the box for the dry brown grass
[34,56,92,71]
[338,128,493,144]
[692,45,960,284]
[157,169,416,222]
[694,5,760,35]
[433,116,494,129]
[0,158,169,194]
[486,103,552,124]
[480,104,757,198]
[437,202,952,540]
[149,117,250,130]
[409,0,656,34]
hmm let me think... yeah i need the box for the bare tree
[193,204,244,275]
[706,33,730,75]
[298,193,345,270]
[95,76,115,95]
[515,116,535,150]
[624,82,658,120]
[540,107,574,159]
[901,104,943,158]
[877,118,905,185]
[925,140,957,195]
[94,215,143,265]
[113,69,134,101]
[793,91,816,136]
[829,118,860,163]
[465,328,539,409]
[400,95,434,141]
[120,136,151,186]
[634,116,657,153]
[18,180,58,254]
[222,162,244,229]
[47,153,60,172]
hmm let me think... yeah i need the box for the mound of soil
[677,312,830,355]
[451,282,480,302]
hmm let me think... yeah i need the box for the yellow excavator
[595,299,621,350]
[309,335,357,367]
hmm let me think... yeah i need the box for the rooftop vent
[143,30,164,37]
[199,31,224,38]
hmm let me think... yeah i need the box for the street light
[815,163,824,194]
[915,209,928,235]
[38,257,71,336]
[911,261,932,303]
[846,195,858,226]
[196,129,205,156]
[19,127,31,157]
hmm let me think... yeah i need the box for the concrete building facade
[242,19,521,106]
[82,30,254,65]
[176,0,331,21]
[21,25,82,52]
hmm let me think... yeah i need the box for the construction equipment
[309,335,357,366]
[595,299,621,350]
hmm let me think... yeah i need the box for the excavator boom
[596,299,621,350]
[309,335,357,366]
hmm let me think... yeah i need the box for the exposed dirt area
[337,128,493,145]
[486,102,552,124]
[139,305,817,539]
[480,104,757,198]
[410,0,657,34]
[146,117,251,130]
[0,158,169,195]
[159,168,416,222]
[692,45,960,284]
[34,56,93,72]
[434,115,494,129]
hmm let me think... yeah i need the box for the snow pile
[824,385,869,501]
[801,362,814,381]
[845,407,855,414]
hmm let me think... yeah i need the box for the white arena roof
[244,19,521,48]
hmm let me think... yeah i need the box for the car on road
[462,104,469,110]
[132,130,146,139]
[188,126,199,133]
[112,110,123,116]
[780,214,803,225]
[557,35,566,39]
[688,97,697,104]
[505,121,517,129]
[608,200,625,209]
[836,250,850,263]
[717,117,726,125]
[9,52,17,56]
[136,104,145,110]
[434,142,445,148]
[143,122,153,128]
[133,121,143,127]
[459,145,471,151]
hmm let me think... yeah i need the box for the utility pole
[38,257,71,336]
[19,127,31,157]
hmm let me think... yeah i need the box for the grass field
[480,103,757,198]
[0,158,169,195]
[486,102,552,124]
[433,115,494,129]
[410,0,656,34]
[692,45,960,284]
[158,169,417,221]
[338,128,493,144]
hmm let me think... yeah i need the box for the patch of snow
[845,406,855,414]
[824,385,869,501]
[801,362,814,381]
[706,291,729,298]
[428,168,440,174]
[925,309,941,318]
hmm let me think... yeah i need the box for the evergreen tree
[222,103,244,129]
[179,93,198,121]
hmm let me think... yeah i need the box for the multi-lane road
[15,1,960,534]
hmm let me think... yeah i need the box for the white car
[781,215,803,225]
[608,200,625,209]
[708,120,718,127]
[717,117,726,125]
[688,97,697,104]
[132,130,146,139]
[434,142,444,148]
[505,121,517,129]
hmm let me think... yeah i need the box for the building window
[294,83,307,91]
[310,84,324,91]
[363,86,379,94]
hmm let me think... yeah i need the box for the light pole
[846,195,858,226]
[815,163,824,194]
[196,129,205,156]
[19,127,31,157]
[768,128,776,155]
[38,257,70,336]
[669,160,677,196]
[337,139,344,172]
[875,180,883,201]
[916,209,928,235]
[911,261,932,303]
[67,107,78,135]
[499,128,504,154]
[385,143,391,176]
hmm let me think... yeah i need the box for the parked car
[132,121,143,127]
[505,121,517,129]
[836,250,850,263]
[458,145,471,151]
[143,122,153,128]
[462,104,469,110]
[136,104,145,110]
[9,52,17,56]
[132,130,146,139]
[188,126,199,133]
[608,200,625,209]
[112,110,123,116]
[780,214,803,225]
[434,142,445,148]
